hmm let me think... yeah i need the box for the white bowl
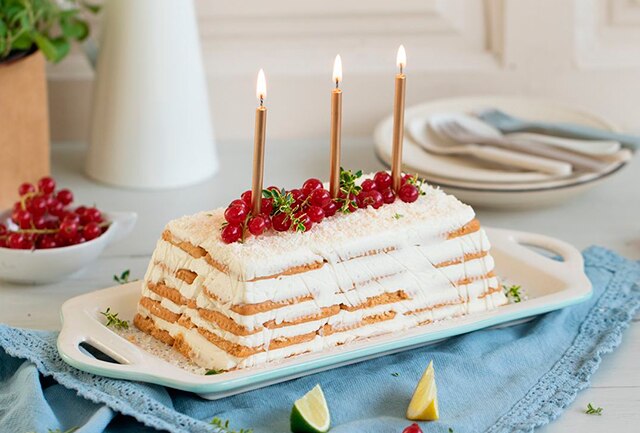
[0,211,137,284]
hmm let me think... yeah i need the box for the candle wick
[335,79,339,89]
[259,96,264,107]
[399,64,404,74]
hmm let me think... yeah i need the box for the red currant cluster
[221,170,425,244]
[0,177,107,250]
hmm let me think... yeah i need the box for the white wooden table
[1,140,638,432]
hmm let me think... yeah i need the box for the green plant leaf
[33,32,57,61]
[61,17,89,41]
[81,1,102,14]
[11,33,32,50]
[51,37,71,62]
[0,19,7,37]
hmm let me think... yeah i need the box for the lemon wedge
[406,360,439,421]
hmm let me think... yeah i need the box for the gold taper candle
[330,54,343,198]
[252,69,267,215]
[391,45,407,192]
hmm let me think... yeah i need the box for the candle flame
[333,55,342,87]
[256,69,267,104]
[396,45,406,71]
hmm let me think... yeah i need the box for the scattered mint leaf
[113,269,131,284]
[503,284,523,303]
[210,417,253,433]
[585,403,603,415]
[100,307,129,330]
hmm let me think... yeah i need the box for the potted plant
[0,0,97,208]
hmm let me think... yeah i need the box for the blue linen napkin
[0,246,638,433]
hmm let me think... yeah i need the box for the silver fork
[438,118,612,172]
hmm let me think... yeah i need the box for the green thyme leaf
[585,403,603,415]
[503,284,523,303]
[205,369,222,375]
[391,372,399,377]
[100,307,129,330]
[113,269,131,284]
[336,167,363,213]
[210,417,253,433]
[393,213,404,220]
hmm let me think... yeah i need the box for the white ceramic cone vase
[86,0,218,189]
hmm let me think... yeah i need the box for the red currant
[7,232,25,249]
[361,179,377,192]
[75,205,87,216]
[33,215,47,230]
[401,173,414,186]
[0,224,7,236]
[272,213,291,232]
[56,189,74,206]
[261,197,274,215]
[37,176,56,195]
[307,205,325,223]
[374,171,392,190]
[221,224,242,243]
[240,190,252,205]
[0,238,6,248]
[368,190,384,209]
[324,201,338,217]
[22,235,35,250]
[302,178,323,195]
[63,213,80,225]
[380,188,396,204]
[48,199,65,217]
[224,204,248,225]
[294,212,313,231]
[356,192,368,209]
[83,222,102,240]
[260,214,272,230]
[28,195,47,216]
[290,189,307,208]
[229,199,248,210]
[398,184,419,203]
[247,215,267,236]
[38,235,58,249]
[402,423,424,433]
[13,209,33,229]
[60,219,79,239]
[18,182,36,196]
[309,188,332,208]
[84,207,103,223]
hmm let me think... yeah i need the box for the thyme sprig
[100,307,129,330]
[585,403,603,415]
[210,417,253,433]
[503,284,524,303]
[113,269,130,284]
[262,188,307,232]
[205,369,222,375]
[336,167,362,213]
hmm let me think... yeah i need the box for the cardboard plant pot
[0,49,50,209]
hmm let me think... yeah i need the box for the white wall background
[47,0,640,142]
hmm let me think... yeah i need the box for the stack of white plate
[373,96,630,209]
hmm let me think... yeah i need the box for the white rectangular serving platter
[57,227,592,400]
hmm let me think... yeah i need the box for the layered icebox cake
[134,174,507,371]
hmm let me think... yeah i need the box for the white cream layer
[141,275,500,348]
[139,290,507,370]
[145,228,491,306]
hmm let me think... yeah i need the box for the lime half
[290,384,331,433]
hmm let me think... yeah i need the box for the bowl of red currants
[0,177,137,284]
